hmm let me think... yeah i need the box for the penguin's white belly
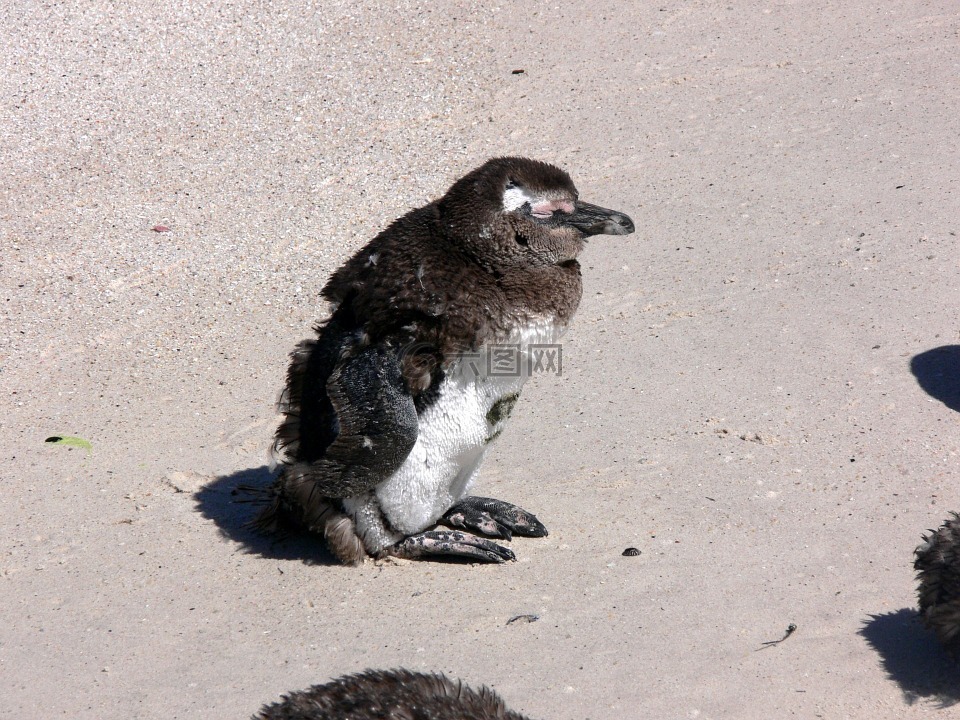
[349,318,565,550]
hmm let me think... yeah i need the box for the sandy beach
[3,1,960,717]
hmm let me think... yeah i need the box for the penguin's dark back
[321,204,510,354]
[320,201,583,363]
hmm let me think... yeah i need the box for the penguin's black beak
[565,201,635,237]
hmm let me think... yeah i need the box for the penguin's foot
[384,530,516,563]
[441,496,548,540]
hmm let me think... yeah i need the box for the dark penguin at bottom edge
[252,668,538,720]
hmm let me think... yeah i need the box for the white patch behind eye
[502,185,535,212]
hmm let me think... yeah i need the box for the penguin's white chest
[368,317,566,542]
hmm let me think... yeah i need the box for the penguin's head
[439,157,634,272]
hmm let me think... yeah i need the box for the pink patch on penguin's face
[530,199,575,218]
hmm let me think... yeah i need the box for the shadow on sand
[911,346,960,413]
[859,609,960,707]
[193,464,339,565]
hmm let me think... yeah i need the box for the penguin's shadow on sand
[859,609,960,707]
[194,465,339,565]
[911,346,960,413]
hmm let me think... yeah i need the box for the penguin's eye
[530,200,573,219]
[519,201,550,220]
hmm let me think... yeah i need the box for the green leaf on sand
[45,435,92,450]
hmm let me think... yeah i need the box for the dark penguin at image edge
[915,512,960,656]
[252,668,537,720]
[253,156,635,564]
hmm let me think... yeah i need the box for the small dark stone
[622,547,641,557]
[511,69,525,74]
[44,436,62,443]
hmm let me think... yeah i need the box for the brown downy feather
[250,468,368,565]
[254,318,372,564]
[272,339,315,465]
[252,668,537,720]
[272,327,351,468]
[915,512,960,655]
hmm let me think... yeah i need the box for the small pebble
[622,547,641,557]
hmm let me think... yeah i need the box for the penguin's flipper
[441,496,548,540]
[281,341,419,500]
[385,530,516,563]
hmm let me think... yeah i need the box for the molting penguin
[253,668,537,720]
[915,512,960,656]
[256,157,634,564]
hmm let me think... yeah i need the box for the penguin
[256,156,634,564]
[252,668,536,720]
[915,512,960,656]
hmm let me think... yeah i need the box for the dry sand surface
[3,1,960,717]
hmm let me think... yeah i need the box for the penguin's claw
[442,496,548,539]
[385,530,516,563]
[441,510,512,540]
